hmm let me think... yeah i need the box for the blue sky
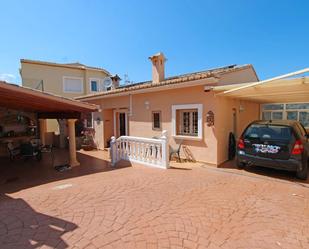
[0,0,308,84]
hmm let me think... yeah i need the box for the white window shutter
[63,77,83,93]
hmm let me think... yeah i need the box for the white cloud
[0,73,16,82]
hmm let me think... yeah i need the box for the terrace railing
[110,130,169,169]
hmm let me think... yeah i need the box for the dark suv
[237,120,309,179]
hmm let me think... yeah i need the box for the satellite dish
[103,77,113,89]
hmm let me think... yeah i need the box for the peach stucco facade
[84,66,259,166]
[215,97,260,164]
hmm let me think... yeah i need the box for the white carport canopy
[214,68,309,103]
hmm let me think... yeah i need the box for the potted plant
[81,128,96,151]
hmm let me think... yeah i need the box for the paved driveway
[0,151,309,249]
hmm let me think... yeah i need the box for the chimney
[110,74,121,89]
[149,52,166,83]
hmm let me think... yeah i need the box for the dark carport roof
[0,81,99,115]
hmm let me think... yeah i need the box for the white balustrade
[110,130,169,169]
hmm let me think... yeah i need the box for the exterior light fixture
[239,104,245,112]
[206,110,214,126]
[144,101,150,110]
[96,117,101,125]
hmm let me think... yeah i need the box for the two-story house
[20,59,119,133]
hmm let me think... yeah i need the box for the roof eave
[76,77,219,101]
[20,59,111,75]
[0,81,99,112]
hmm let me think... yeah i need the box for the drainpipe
[129,94,133,116]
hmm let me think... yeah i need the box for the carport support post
[67,119,80,167]
[58,119,67,149]
[39,119,47,145]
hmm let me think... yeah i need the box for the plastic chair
[20,143,42,161]
[7,142,20,161]
[169,141,183,162]
[30,138,54,165]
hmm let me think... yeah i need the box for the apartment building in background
[20,59,119,132]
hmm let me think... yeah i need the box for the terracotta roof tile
[77,64,253,99]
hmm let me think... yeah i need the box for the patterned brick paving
[0,151,309,248]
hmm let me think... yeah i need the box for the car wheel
[296,161,308,180]
[236,158,246,169]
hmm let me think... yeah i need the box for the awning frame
[217,68,309,96]
[213,68,309,103]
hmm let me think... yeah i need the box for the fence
[110,130,169,169]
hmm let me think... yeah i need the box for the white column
[67,119,80,167]
[39,119,47,145]
[160,130,169,169]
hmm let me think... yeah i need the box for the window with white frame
[63,77,83,93]
[90,79,99,92]
[261,103,309,128]
[152,111,161,130]
[172,104,203,139]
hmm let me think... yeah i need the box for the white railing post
[110,136,116,167]
[160,130,169,169]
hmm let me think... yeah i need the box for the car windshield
[244,124,292,140]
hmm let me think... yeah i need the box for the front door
[119,112,127,136]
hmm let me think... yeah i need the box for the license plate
[252,144,281,154]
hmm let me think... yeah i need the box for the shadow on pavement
[219,159,309,185]
[0,194,77,249]
[170,166,192,170]
[0,149,131,194]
